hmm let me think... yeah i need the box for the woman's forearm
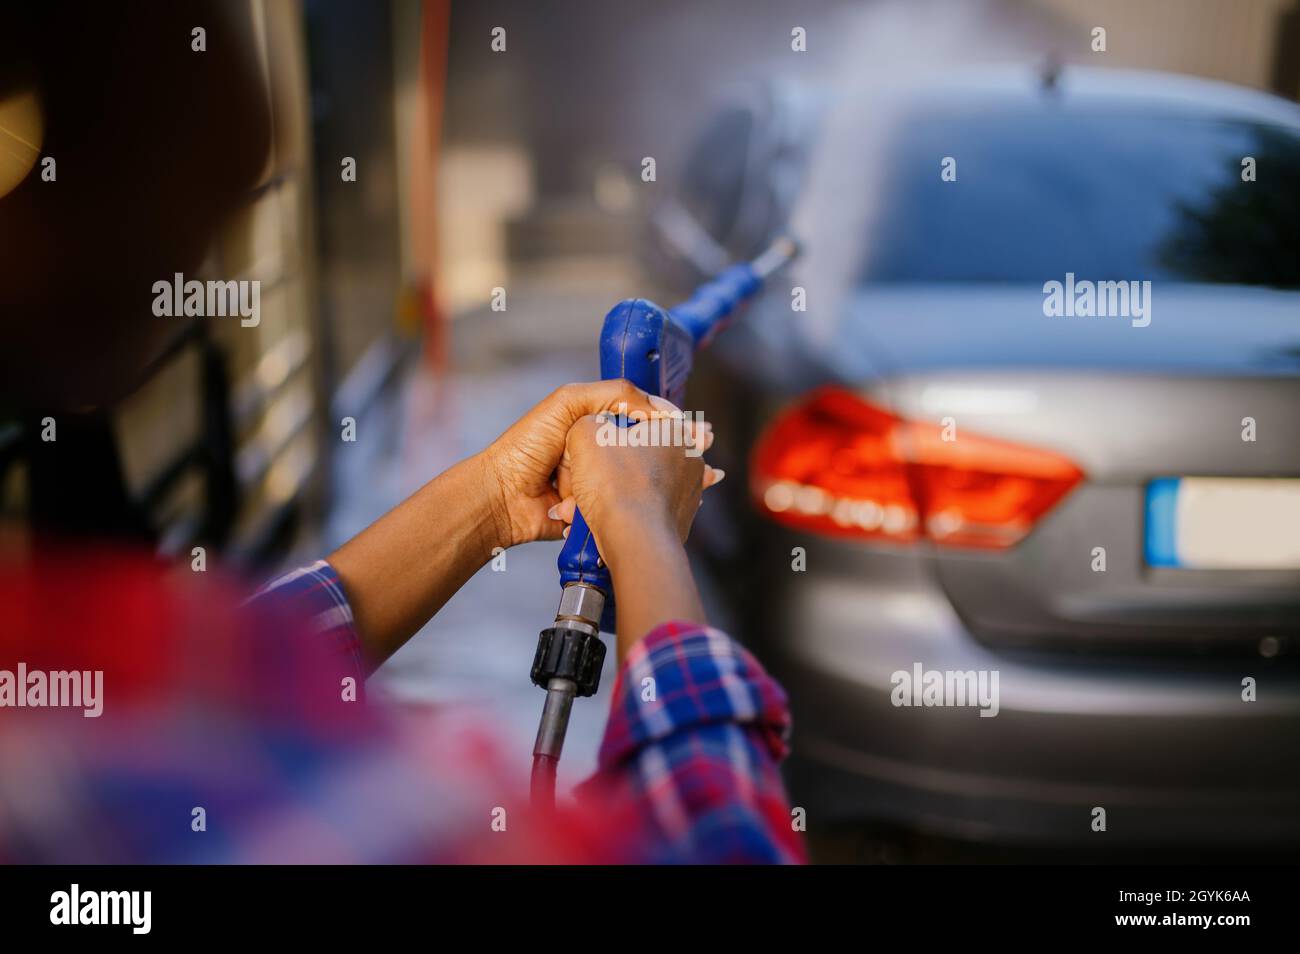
[327,452,506,669]
[603,513,706,665]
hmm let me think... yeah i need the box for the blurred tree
[1159,127,1300,288]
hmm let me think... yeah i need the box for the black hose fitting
[530,627,606,697]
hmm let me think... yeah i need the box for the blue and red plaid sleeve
[582,620,807,864]
[250,560,368,691]
[253,564,805,863]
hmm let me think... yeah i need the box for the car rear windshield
[860,109,1300,288]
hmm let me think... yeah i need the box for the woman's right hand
[548,409,722,568]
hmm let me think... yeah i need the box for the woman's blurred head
[0,1,272,410]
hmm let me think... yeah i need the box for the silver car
[665,67,1300,855]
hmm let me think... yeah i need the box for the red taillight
[750,387,1084,550]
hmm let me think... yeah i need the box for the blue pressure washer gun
[528,236,800,807]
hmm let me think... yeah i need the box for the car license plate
[1145,477,1300,570]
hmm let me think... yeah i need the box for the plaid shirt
[0,552,803,863]
[258,561,806,864]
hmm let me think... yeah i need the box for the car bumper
[751,529,1300,846]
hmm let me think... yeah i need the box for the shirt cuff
[249,559,367,686]
[597,620,792,771]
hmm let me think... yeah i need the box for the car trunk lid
[837,285,1300,655]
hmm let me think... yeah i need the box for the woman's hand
[480,379,682,548]
[548,413,723,660]
[547,414,722,559]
